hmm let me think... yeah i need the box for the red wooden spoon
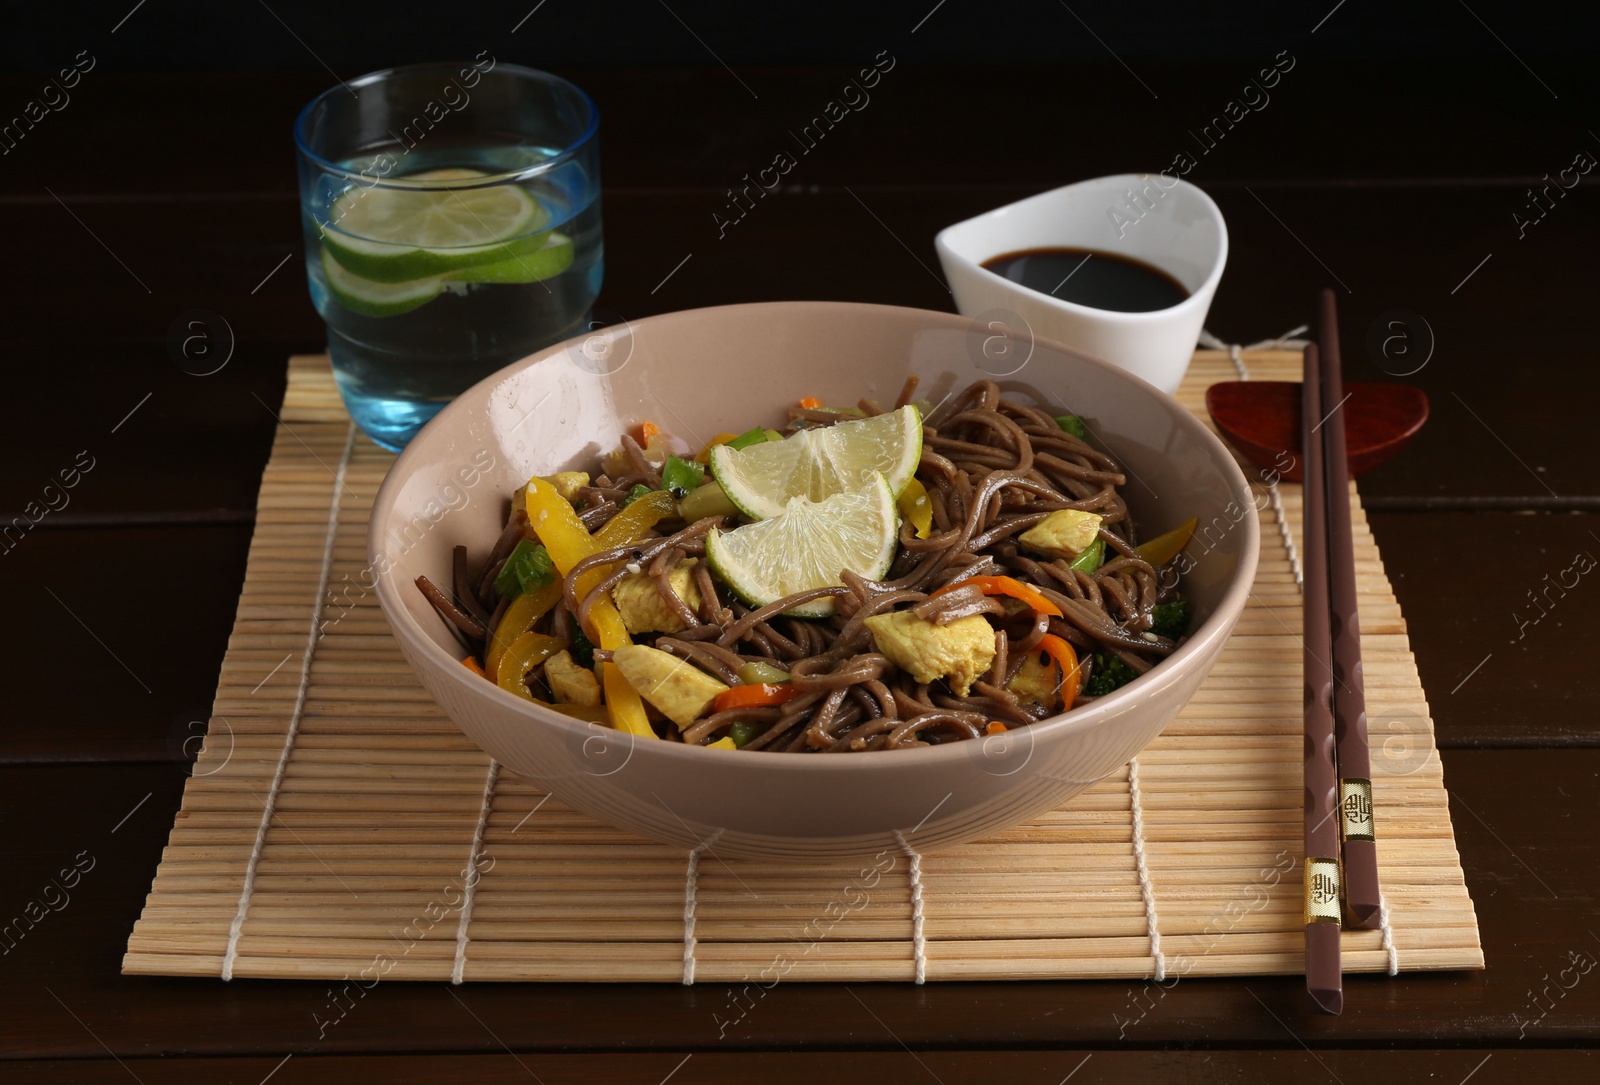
[1205,381,1429,482]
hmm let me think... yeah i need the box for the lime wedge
[445,231,574,284]
[320,246,442,317]
[710,404,922,521]
[705,475,899,618]
[322,167,550,282]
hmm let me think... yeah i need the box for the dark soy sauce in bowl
[981,247,1190,313]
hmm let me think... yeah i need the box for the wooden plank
[7,1049,1596,1085]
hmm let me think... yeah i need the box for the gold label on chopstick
[1304,857,1342,925]
[1339,778,1375,843]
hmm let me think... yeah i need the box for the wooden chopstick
[1300,340,1344,1015]
[1317,288,1383,929]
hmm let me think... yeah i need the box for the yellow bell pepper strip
[930,575,1063,619]
[694,432,740,464]
[523,477,658,739]
[495,632,567,699]
[537,700,610,723]
[496,640,610,722]
[706,736,738,750]
[485,581,562,682]
[1135,517,1198,567]
[1036,633,1082,711]
[897,477,933,539]
[590,488,677,550]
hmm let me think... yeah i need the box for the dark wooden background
[3,1,1599,1080]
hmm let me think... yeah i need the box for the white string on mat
[892,831,928,985]
[1198,329,1403,972]
[680,829,722,985]
[1197,326,1311,589]
[1125,757,1166,982]
[452,758,500,984]
[221,421,357,982]
[1378,892,1400,976]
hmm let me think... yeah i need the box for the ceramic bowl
[370,301,1258,859]
[936,174,1227,394]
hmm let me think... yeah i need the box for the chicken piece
[611,558,703,635]
[611,644,729,728]
[1018,510,1103,561]
[544,650,602,707]
[864,610,997,697]
[513,471,590,514]
[1006,649,1059,709]
[545,472,590,501]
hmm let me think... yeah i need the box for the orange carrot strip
[930,575,1063,618]
[1036,634,1082,710]
[712,683,801,713]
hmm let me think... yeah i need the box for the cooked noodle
[416,379,1188,752]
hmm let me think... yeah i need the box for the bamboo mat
[123,350,1482,984]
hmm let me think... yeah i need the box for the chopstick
[1300,340,1344,1015]
[1317,288,1383,929]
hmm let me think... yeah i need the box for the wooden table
[4,56,1598,1083]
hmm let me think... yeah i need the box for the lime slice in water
[322,167,550,282]
[710,404,922,522]
[320,232,574,318]
[320,246,443,317]
[446,231,574,284]
[706,475,899,619]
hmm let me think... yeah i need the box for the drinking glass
[296,60,601,449]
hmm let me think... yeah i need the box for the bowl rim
[934,174,1230,324]
[370,299,1259,775]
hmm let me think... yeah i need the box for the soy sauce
[981,247,1189,313]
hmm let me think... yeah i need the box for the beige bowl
[370,301,1258,860]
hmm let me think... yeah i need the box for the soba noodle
[417,378,1189,752]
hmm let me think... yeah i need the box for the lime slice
[446,232,574,284]
[320,246,442,317]
[706,475,899,618]
[710,404,922,521]
[322,167,550,282]
[320,232,574,318]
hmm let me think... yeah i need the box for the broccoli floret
[1149,600,1191,640]
[1085,654,1138,696]
[569,625,596,669]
